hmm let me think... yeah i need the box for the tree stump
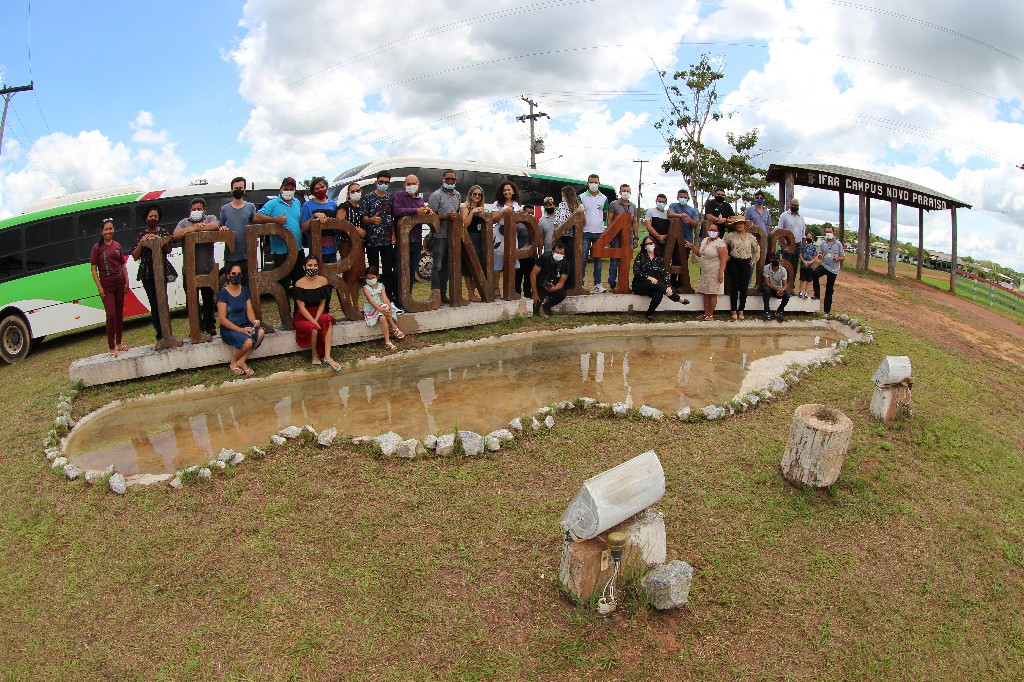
[780,404,854,487]
[870,382,912,421]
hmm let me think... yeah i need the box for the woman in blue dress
[217,262,264,376]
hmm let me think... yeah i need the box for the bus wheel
[0,315,31,364]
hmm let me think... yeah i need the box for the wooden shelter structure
[766,163,972,292]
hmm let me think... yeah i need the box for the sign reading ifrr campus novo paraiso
[794,167,951,211]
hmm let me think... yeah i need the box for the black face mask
[544,207,555,214]
[227,274,241,285]
[715,195,725,203]
[232,189,245,200]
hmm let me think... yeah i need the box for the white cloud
[129,109,169,144]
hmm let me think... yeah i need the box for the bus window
[27,240,76,274]
[78,208,131,261]
[0,228,23,282]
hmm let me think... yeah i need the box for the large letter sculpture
[552,211,588,297]
[398,214,441,313]
[141,236,183,351]
[769,228,796,289]
[182,230,234,344]
[247,223,298,331]
[310,217,364,321]
[663,216,694,294]
[500,212,543,301]
[588,212,634,294]
[447,213,493,307]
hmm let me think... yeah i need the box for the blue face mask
[656,202,666,210]
[443,182,456,191]
[755,198,764,206]
[376,182,389,192]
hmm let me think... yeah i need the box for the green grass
[0,271,1022,680]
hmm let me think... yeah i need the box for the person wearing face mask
[813,228,845,313]
[579,173,609,293]
[762,253,790,323]
[300,177,339,264]
[632,235,687,320]
[606,183,638,291]
[538,196,557,253]
[778,198,807,274]
[798,232,819,299]
[360,171,398,306]
[743,190,772,235]
[530,240,571,317]
[723,217,759,320]
[292,256,340,370]
[696,222,728,321]
[427,169,461,303]
[667,189,699,288]
[219,176,257,284]
[217,263,263,376]
[131,204,174,344]
[254,176,304,295]
[337,182,368,284]
[460,184,489,301]
[553,185,584,288]
[704,187,735,235]
[173,196,228,337]
[362,267,405,350]
[644,194,671,253]
[392,173,435,291]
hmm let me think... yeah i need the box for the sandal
[384,341,397,351]
[229,365,245,375]
[326,358,341,371]
[109,349,118,358]
[117,344,130,351]
[311,358,323,366]
[730,312,738,321]
[393,330,406,339]
[738,312,745,320]
[243,367,255,376]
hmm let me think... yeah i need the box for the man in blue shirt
[667,189,699,288]
[254,176,303,291]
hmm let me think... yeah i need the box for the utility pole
[0,82,34,164]
[516,96,549,169]
[633,159,648,206]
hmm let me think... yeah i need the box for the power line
[0,82,34,166]
[516,96,550,169]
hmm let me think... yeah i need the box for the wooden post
[916,208,924,281]
[838,192,846,244]
[887,199,898,278]
[552,212,588,297]
[780,404,854,488]
[950,207,958,293]
[856,194,869,272]
[783,171,795,208]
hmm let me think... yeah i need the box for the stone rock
[56,400,72,414]
[544,415,555,429]
[641,560,694,610]
[251,446,266,458]
[677,406,691,420]
[217,448,237,463]
[44,447,61,461]
[596,402,611,409]
[612,402,630,417]
[376,431,403,456]
[398,438,420,459]
[198,467,212,480]
[185,465,199,474]
[169,476,183,490]
[536,406,552,415]
[279,425,302,439]
[423,434,437,450]
[436,433,455,457]
[744,394,760,407]
[702,405,726,420]
[638,405,664,420]
[84,469,105,484]
[352,435,374,445]
[214,460,227,470]
[508,417,523,432]
[51,456,68,469]
[109,473,127,495]
[838,340,848,350]
[302,424,318,439]
[769,377,789,393]
[554,401,575,410]
[579,397,597,407]
[124,473,172,487]
[530,417,542,431]
[53,414,72,435]
[459,431,485,456]
[228,452,245,466]
[486,429,514,442]
[63,463,82,480]
[270,434,287,446]
[485,436,500,452]
[316,427,338,447]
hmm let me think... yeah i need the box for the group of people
[89,169,845,372]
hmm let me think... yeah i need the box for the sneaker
[810,296,820,301]
[592,284,606,294]
[533,300,541,315]
[777,311,785,323]
[392,306,405,317]
[764,311,772,321]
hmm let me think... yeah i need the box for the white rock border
[46,318,870,493]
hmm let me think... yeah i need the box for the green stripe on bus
[530,173,615,191]
[0,193,142,232]
[0,263,104,310]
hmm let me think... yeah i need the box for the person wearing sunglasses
[459,184,488,301]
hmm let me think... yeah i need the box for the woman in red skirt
[293,255,340,370]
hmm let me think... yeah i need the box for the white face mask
[826,233,835,241]
[551,252,565,262]
[350,191,362,202]
[678,197,688,206]
[620,192,630,201]
[406,185,419,195]
[366,278,377,287]
[280,190,295,201]
[189,209,204,222]
[707,230,719,239]
[645,244,655,253]
[588,183,599,193]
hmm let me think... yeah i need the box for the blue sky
[2,0,1022,269]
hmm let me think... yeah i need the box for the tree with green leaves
[653,53,767,213]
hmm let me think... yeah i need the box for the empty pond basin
[65,324,846,475]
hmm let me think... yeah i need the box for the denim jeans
[583,232,604,286]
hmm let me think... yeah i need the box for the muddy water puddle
[66,327,843,475]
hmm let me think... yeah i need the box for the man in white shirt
[777,198,806,275]
[579,173,609,293]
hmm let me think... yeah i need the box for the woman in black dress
[632,235,686,320]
